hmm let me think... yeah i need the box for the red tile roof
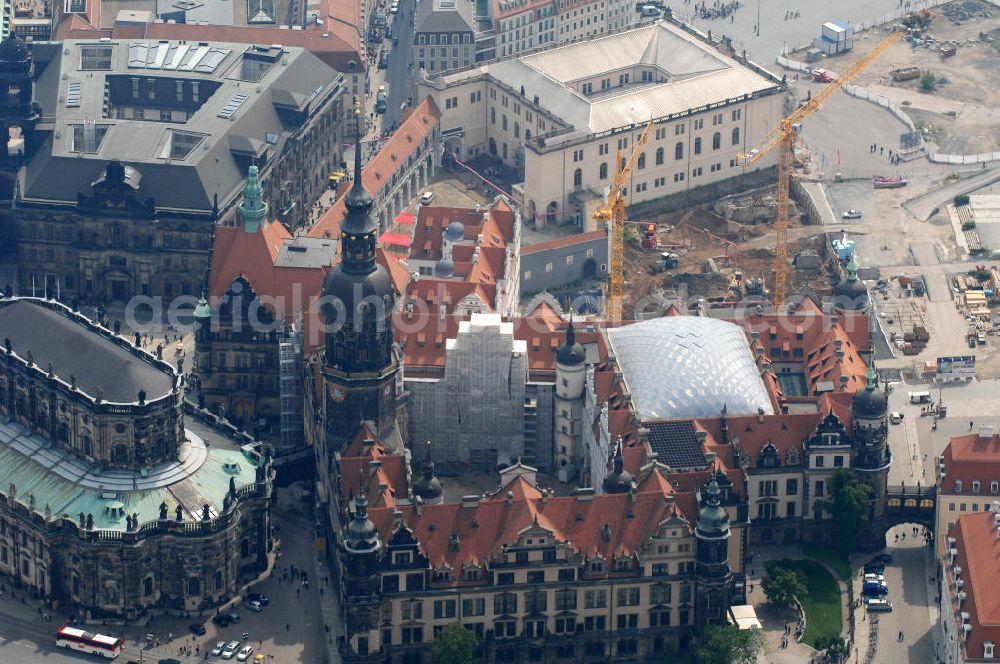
[339,423,410,509]
[940,434,1000,496]
[309,98,442,241]
[368,476,684,569]
[521,230,607,255]
[208,223,331,349]
[739,312,871,398]
[948,512,1000,659]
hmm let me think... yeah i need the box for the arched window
[143,577,154,597]
[637,153,646,169]
[675,142,684,160]
[599,162,608,180]
[113,444,128,465]
[712,132,721,150]
[187,577,201,597]
[490,108,496,124]
[732,127,740,145]
[694,137,702,155]
[525,129,531,141]
[514,121,520,139]
[655,147,664,165]
[573,168,582,187]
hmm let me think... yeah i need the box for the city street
[851,530,938,664]
[0,484,333,664]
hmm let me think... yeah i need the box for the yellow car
[328,170,347,184]
[254,655,265,663]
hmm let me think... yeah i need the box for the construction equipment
[596,118,654,321]
[738,23,915,308]
[684,223,740,265]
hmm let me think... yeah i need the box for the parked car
[237,645,255,662]
[226,612,241,624]
[222,641,241,659]
[420,191,435,204]
[866,598,894,612]
[863,562,884,575]
[890,412,903,424]
[245,600,264,613]
[862,582,888,596]
[842,209,863,219]
[189,623,206,636]
[863,573,886,583]
[211,641,227,656]
[246,592,270,606]
[212,614,232,628]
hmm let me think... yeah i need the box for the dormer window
[986,641,995,659]
[973,481,981,494]
[590,559,604,572]
[392,551,412,565]
[956,480,963,492]
[992,481,998,494]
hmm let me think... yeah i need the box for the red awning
[394,212,416,225]
[379,232,411,247]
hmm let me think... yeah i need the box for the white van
[890,412,903,424]
[909,391,931,404]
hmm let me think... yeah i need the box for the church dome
[344,495,380,552]
[0,34,29,63]
[852,363,887,419]
[555,318,585,366]
[321,264,394,323]
[833,256,868,311]
[413,462,443,501]
[433,258,455,278]
[602,441,634,494]
[444,221,465,242]
[696,480,730,538]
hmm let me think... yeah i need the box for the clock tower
[320,109,404,445]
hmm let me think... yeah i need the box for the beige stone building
[0,298,273,619]
[936,429,1000,538]
[419,19,784,227]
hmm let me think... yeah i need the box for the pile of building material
[941,0,991,23]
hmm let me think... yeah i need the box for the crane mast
[739,25,909,309]
[596,119,654,322]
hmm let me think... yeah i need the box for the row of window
[952,479,999,494]
[416,33,472,46]
[397,583,690,623]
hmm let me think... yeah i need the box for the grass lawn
[804,545,851,582]
[765,559,842,648]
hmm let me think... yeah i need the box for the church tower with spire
[852,358,891,539]
[320,106,404,445]
[554,316,586,475]
[695,479,733,625]
[239,165,269,233]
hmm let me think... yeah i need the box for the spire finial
[566,311,576,347]
[866,356,877,390]
[344,98,373,211]
[846,255,859,281]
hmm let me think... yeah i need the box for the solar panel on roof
[645,421,707,471]
[217,93,250,119]
[194,48,230,73]
[65,81,82,108]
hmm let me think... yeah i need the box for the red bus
[56,626,124,658]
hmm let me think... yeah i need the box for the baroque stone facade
[0,297,273,619]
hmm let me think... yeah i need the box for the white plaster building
[555,0,633,43]
[419,20,785,227]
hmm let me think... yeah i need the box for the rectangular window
[816,456,825,468]
[786,479,798,495]
[834,456,844,468]
[584,590,607,609]
[786,502,796,517]
[616,587,640,607]
[433,599,456,619]
[816,481,825,497]
[463,598,486,617]
[757,502,776,519]
[497,572,514,585]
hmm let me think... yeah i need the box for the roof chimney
[575,487,595,502]
[461,495,480,509]
[757,407,765,424]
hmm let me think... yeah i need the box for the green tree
[762,566,807,609]
[814,469,872,553]
[695,624,764,664]
[815,634,850,662]
[429,622,479,664]
[921,70,936,92]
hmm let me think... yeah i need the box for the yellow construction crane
[738,25,910,309]
[597,118,654,322]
